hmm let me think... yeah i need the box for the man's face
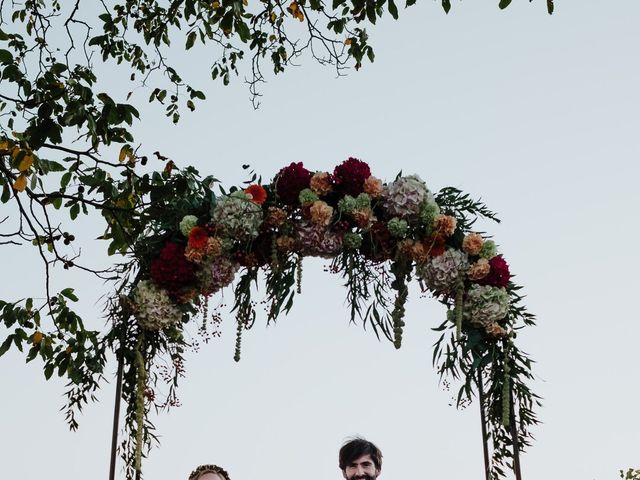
[342,453,380,480]
[198,473,225,480]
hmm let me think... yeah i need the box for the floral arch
[6,157,540,480]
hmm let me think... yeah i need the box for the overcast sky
[2,1,639,479]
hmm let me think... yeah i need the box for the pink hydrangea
[383,175,432,219]
[297,222,343,258]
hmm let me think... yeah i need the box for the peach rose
[486,323,507,338]
[468,258,490,280]
[206,237,224,257]
[309,200,333,226]
[309,172,333,196]
[433,214,457,237]
[411,242,429,264]
[398,239,415,259]
[276,235,296,251]
[363,176,384,198]
[266,207,288,227]
[185,245,206,263]
[462,233,484,256]
[352,208,376,229]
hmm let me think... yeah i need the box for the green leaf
[388,0,398,19]
[499,0,512,9]
[190,90,206,100]
[235,20,251,43]
[60,288,79,302]
[0,49,12,64]
[50,63,68,76]
[1,183,9,203]
[366,2,377,23]
[44,363,54,380]
[442,0,451,13]
[0,335,13,356]
[547,0,554,14]
[185,31,197,50]
[366,47,375,63]
[70,203,80,220]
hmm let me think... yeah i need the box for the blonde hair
[188,464,231,480]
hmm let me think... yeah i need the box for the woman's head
[188,465,231,480]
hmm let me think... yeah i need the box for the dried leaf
[13,174,27,192]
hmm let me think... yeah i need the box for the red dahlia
[274,162,312,205]
[188,226,209,250]
[150,242,197,296]
[245,184,268,205]
[477,255,511,288]
[333,157,371,196]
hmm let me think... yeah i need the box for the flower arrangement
[98,159,538,480]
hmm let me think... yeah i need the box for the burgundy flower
[150,242,197,296]
[476,255,511,288]
[273,162,312,205]
[333,157,371,196]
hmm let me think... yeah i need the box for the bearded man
[338,437,383,480]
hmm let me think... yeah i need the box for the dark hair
[339,437,383,471]
[188,464,231,480]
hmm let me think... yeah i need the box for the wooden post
[477,367,491,480]
[109,354,124,480]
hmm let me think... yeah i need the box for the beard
[347,475,377,480]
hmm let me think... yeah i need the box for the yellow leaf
[13,174,27,192]
[288,2,304,21]
[344,38,353,45]
[242,0,248,5]
[0,140,9,153]
[32,331,43,345]
[270,11,277,23]
[18,153,33,172]
[10,146,20,159]
[212,0,220,8]
[118,145,129,162]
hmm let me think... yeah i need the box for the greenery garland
[1,157,539,479]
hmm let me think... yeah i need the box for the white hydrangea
[133,280,183,331]
[211,192,263,240]
[417,249,469,294]
[464,284,510,327]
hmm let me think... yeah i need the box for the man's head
[338,437,383,480]
[188,464,231,480]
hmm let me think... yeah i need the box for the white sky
[2,1,639,479]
